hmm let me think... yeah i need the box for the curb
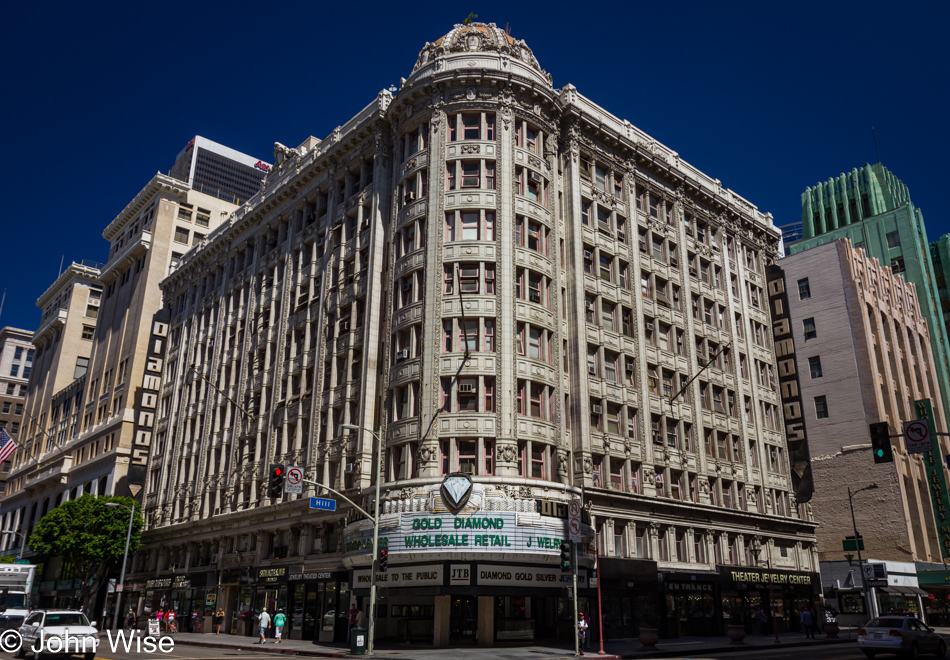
[617,637,854,658]
[171,639,347,657]
[171,636,853,658]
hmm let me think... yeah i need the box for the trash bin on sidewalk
[350,627,367,655]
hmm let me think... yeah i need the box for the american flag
[0,428,18,464]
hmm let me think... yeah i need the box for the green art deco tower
[790,163,950,427]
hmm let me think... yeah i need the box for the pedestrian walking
[258,608,271,645]
[273,609,286,643]
[576,611,589,655]
[800,607,814,639]
[215,608,225,635]
[125,607,136,631]
[347,603,359,642]
[755,606,769,636]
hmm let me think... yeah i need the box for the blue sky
[1,1,947,332]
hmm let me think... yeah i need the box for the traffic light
[560,541,574,573]
[268,464,285,498]
[869,422,893,464]
[377,546,389,573]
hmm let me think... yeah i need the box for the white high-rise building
[129,23,818,645]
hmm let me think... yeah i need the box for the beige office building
[0,326,34,495]
[129,23,818,644]
[0,139,268,578]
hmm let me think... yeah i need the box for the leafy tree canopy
[28,495,143,610]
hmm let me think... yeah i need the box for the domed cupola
[410,22,552,86]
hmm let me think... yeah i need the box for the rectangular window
[530,443,546,479]
[461,161,480,188]
[459,265,479,293]
[174,226,190,244]
[81,325,95,340]
[891,256,906,274]
[886,231,900,248]
[815,395,829,419]
[803,317,816,340]
[798,278,811,300]
[74,356,90,379]
[808,356,823,379]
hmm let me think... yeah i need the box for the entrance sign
[285,466,304,494]
[904,420,931,454]
[148,619,160,635]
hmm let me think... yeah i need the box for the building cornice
[35,262,101,310]
[102,173,189,242]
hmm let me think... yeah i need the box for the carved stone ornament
[698,477,711,494]
[582,456,594,474]
[417,444,435,465]
[556,452,568,473]
[460,144,481,155]
[643,467,656,486]
[648,521,661,537]
[399,487,413,500]
[498,443,517,463]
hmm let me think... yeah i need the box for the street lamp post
[848,483,878,620]
[342,424,383,656]
[105,502,135,632]
[755,548,780,644]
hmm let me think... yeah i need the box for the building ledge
[99,231,152,284]
[33,309,67,343]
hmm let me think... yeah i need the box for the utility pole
[849,483,878,619]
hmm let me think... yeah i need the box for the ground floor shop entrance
[719,565,821,635]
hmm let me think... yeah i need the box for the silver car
[857,616,946,659]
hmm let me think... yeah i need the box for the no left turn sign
[903,420,932,455]
[285,466,304,494]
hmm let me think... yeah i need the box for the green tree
[0,556,14,564]
[28,495,143,611]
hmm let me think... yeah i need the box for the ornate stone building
[130,23,818,644]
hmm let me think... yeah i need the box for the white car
[15,610,99,660]
[857,616,946,659]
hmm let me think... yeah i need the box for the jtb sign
[767,265,814,503]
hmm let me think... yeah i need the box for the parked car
[14,610,99,660]
[857,616,946,659]
[0,609,29,632]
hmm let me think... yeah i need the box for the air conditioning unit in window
[345,463,356,474]
[529,171,543,183]
[616,231,626,242]
[405,191,416,203]
[588,365,597,375]
[529,292,541,303]
[460,463,475,474]
[395,349,409,361]
[340,321,350,332]
[670,258,679,268]
[591,404,603,415]
[645,321,655,331]
[627,424,637,437]
[583,250,593,260]
[458,383,476,393]
[584,300,594,310]
[689,267,698,277]
[626,361,636,372]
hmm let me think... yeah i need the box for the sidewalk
[168,630,855,659]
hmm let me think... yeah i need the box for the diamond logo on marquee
[440,473,474,512]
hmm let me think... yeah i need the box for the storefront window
[839,592,865,614]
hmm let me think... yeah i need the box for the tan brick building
[0,326,33,496]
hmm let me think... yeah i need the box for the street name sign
[310,497,337,511]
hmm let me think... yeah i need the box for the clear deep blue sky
[1,1,947,332]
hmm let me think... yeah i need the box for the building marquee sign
[766,265,814,503]
[345,511,583,559]
[352,564,587,589]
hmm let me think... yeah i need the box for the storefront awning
[879,587,905,595]
[900,586,930,596]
